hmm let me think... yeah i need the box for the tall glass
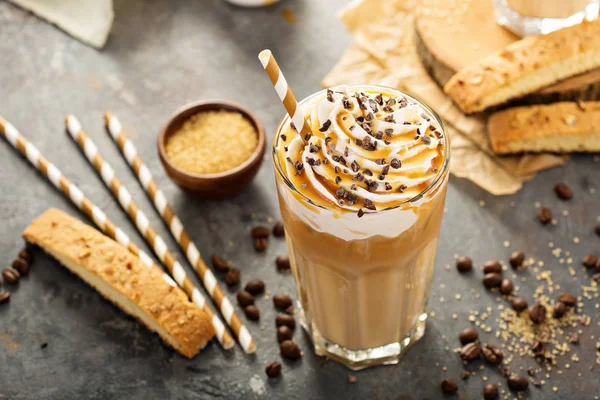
[272,85,450,370]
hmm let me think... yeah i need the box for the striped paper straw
[65,116,233,350]
[0,118,181,290]
[258,49,312,142]
[104,112,256,354]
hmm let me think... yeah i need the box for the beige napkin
[322,0,567,195]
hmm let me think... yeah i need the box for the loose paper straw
[64,116,233,350]
[0,118,181,292]
[258,49,312,143]
[103,112,256,354]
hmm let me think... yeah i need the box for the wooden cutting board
[415,0,600,105]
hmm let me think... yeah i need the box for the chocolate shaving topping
[375,131,383,140]
[362,136,371,148]
[356,96,367,111]
[365,113,373,121]
[304,133,312,141]
[365,179,378,191]
[374,93,383,105]
[342,97,352,109]
[351,161,360,172]
[385,182,392,191]
[344,147,349,157]
[363,169,373,176]
[286,157,293,164]
[363,199,376,211]
[306,158,316,166]
[381,165,390,175]
[390,158,401,169]
[290,122,296,130]
[350,184,357,191]
[386,98,396,107]
[384,115,395,123]
[281,134,287,142]
[368,98,378,113]
[325,137,332,145]
[398,184,407,193]
[335,187,345,199]
[357,208,364,218]
[384,139,391,145]
[326,89,334,102]
[309,143,321,153]
[335,176,341,184]
[353,172,364,182]
[375,159,385,165]
[319,119,332,132]
[384,128,394,136]
[422,135,432,145]
[334,166,340,174]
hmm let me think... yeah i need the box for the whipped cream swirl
[277,86,445,215]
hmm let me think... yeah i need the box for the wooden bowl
[158,100,266,199]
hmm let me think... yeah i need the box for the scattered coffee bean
[527,367,536,376]
[244,305,260,320]
[254,237,268,252]
[529,302,546,324]
[272,222,285,238]
[211,255,230,272]
[461,371,470,380]
[456,256,472,272]
[265,361,281,378]
[12,258,29,276]
[225,268,241,286]
[273,293,293,310]
[276,255,291,271]
[499,279,514,295]
[509,251,525,268]
[558,293,576,307]
[554,183,573,200]
[279,340,302,360]
[40,342,48,349]
[482,272,501,288]
[483,384,499,400]
[0,291,10,304]
[2,268,20,284]
[553,301,566,318]
[441,379,458,394]
[507,374,529,392]
[482,344,504,364]
[245,280,265,295]
[460,342,481,361]
[530,340,545,357]
[583,254,598,268]
[511,297,528,312]
[237,290,254,307]
[458,328,478,345]
[275,313,296,330]
[482,260,502,274]
[18,248,33,264]
[277,325,293,343]
[537,207,552,224]
[251,226,270,238]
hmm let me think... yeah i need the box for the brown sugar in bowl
[158,100,266,198]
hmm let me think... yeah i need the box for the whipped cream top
[275,86,446,217]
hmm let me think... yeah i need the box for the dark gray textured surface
[0,0,599,399]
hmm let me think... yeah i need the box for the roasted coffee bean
[275,313,296,330]
[529,302,546,324]
[482,344,504,364]
[254,237,268,252]
[12,258,29,276]
[456,256,473,272]
[509,251,525,268]
[553,301,566,318]
[500,279,514,295]
[273,293,293,310]
[277,325,293,343]
[482,260,502,274]
[265,361,282,378]
[537,207,552,224]
[237,290,254,307]
[460,342,481,361]
[558,293,576,306]
[482,273,502,288]
[18,248,33,264]
[511,297,528,312]
[527,367,536,376]
[272,222,285,238]
[440,379,458,394]
[276,255,291,271]
[225,268,241,286]
[554,183,573,200]
[483,384,499,400]
[279,340,302,360]
[583,254,598,268]
[211,255,230,272]
[2,268,20,284]
[0,291,10,304]
[530,340,545,357]
[251,226,270,238]
[245,280,265,295]
[244,305,260,320]
[507,374,529,391]
[461,371,470,380]
[458,328,478,345]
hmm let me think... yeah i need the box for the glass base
[299,306,427,371]
[493,0,599,37]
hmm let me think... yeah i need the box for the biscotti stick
[488,101,600,154]
[444,19,600,114]
[103,112,257,354]
[65,116,234,350]
[23,208,215,358]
